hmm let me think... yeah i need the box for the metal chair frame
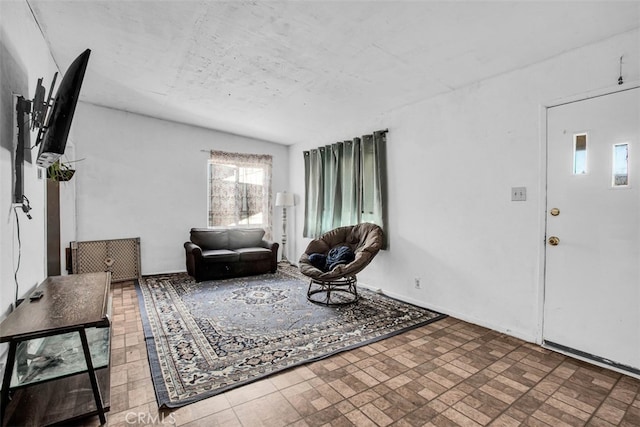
[306,275,359,306]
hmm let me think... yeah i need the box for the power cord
[13,195,32,308]
[21,195,32,219]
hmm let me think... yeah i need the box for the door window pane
[613,143,629,187]
[573,134,587,175]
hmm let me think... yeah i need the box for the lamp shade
[275,191,294,207]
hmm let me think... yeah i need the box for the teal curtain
[303,149,323,238]
[341,139,361,226]
[303,130,387,241]
[360,132,387,229]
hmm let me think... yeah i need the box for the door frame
[537,81,640,378]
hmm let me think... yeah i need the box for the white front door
[544,87,640,374]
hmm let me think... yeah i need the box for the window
[208,150,272,238]
[303,130,387,242]
[612,143,629,187]
[573,133,587,175]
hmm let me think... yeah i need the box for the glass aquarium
[10,326,110,388]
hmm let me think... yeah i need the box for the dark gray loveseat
[184,228,279,281]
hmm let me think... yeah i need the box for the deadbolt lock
[550,208,560,216]
[548,236,560,246]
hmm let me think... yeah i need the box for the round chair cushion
[299,223,384,280]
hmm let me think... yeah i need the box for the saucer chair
[299,223,384,305]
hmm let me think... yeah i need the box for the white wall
[0,1,61,312]
[72,103,289,275]
[0,0,72,370]
[289,29,640,343]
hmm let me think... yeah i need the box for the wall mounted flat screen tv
[36,48,91,168]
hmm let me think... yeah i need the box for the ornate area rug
[135,267,445,408]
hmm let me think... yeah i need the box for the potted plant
[47,160,75,182]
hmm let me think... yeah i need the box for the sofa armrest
[184,242,203,257]
[260,240,279,273]
[184,242,202,277]
[259,239,274,249]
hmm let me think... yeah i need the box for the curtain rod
[201,129,388,153]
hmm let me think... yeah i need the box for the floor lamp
[275,191,294,263]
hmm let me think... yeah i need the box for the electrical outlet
[511,187,527,201]
[414,277,421,289]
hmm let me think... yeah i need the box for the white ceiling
[28,1,639,145]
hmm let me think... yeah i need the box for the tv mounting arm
[32,72,57,148]
[12,73,57,218]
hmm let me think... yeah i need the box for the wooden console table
[0,272,112,426]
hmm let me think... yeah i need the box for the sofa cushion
[201,249,239,263]
[228,228,265,250]
[235,247,272,262]
[191,228,229,250]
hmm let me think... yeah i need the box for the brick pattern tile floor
[74,281,639,426]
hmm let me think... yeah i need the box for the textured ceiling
[28,1,640,145]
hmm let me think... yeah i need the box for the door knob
[548,236,560,246]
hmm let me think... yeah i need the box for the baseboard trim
[357,282,537,344]
[544,340,640,379]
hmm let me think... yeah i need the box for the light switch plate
[511,187,526,201]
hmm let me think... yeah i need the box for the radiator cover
[71,237,141,282]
